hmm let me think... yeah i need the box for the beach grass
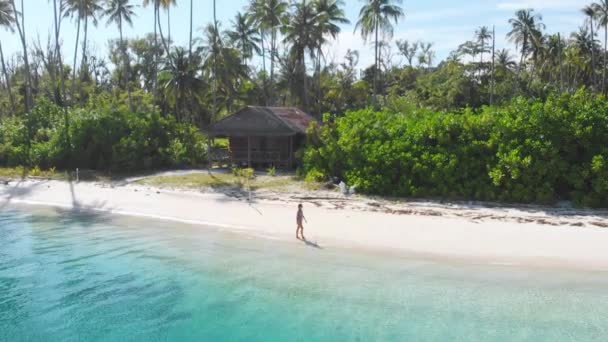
[136,172,321,192]
[0,167,68,180]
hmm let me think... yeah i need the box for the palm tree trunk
[212,0,218,118]
[11,0,33,112]
[374,19,379,107]
[119,18,133,112]
[490,26,495,105]
[270,29,276,105]
[317,48,323,114]
[156,7,171,59]
[260,30,267,105]
[81,15,88,79]
[167,6,171,50]
[154,3,158,95]
[590,18,596,90]
[53,0,70,160]
[602,25,608,95]
[0,41,16,115]
[71,16,81,106]
[302,53,309,111]
[189,0,193,58]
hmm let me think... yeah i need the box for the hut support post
[247,136,251,167]
[289,135,294,168]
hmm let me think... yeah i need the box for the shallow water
[1,205,608,341]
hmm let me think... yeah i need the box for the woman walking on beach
[296,204,307,240]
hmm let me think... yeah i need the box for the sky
[0,0,586,70]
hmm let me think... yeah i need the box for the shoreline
[2,178,608,272]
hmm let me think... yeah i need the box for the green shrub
[304,89,608,207]
[0,98,207,172]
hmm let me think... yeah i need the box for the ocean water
[1,205,608,341]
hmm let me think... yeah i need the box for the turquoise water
[1,206,608,341]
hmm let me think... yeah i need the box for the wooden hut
[207,106,315,168]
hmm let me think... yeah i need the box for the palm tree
[159,0,175,51]
[496,49,517,72]
[189,0,193,57]
[507,9,544,90]
[226,12,261,64]
[51,0,71,154]
[571,26,599,86]
[10,0,33,111]
[250,0,288,105]
[78,0,103,78]
[105,0,136,110]
[475,26,492,67]
[161,47,205,122]
[64,0,102,104]
[0,0,16,114]
[583,5,597,89]
[313,0,349,108]
[283,0,318,111]
[355,0,404,105]
[593,0,608,93]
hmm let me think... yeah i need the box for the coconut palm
[79,0,103,77]
[475,26,492,67]
[161,47,205,122]
[355,0,404,104]
[159,0,175,51]
[496,49,517,71]
[249,0,288,105]
[0,0,16,114]
[582,5,597,89]
[188,0,193,57]
[226,12,261,64]
[283,0,318,111]
[313,0,349,107]
[9,0,33,111]
[104,0,136,110]
[64,0,103,103]
[507,9,544,89]
[593,0,608,93]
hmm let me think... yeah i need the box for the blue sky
[0,0,586,69]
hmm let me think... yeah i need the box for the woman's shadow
[298,237,322,249]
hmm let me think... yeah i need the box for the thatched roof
[207,106,315,137]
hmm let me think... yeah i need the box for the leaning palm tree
[507,9,544,89]
[0,0,16,114]
[583,5,597,89]
[226,12,261,64]
[9,0,33,111]
[159,0,175,51]
[104,0,136,110]
[593,0,608,93]
[355,0,404,105]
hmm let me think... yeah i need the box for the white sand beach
[2,177,608,271]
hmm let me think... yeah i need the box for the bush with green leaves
[0,98,207,172]
[304,89,608,207]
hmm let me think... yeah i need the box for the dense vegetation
[305,90,608,207]
[1,0,608,205]
[0,97,207,172]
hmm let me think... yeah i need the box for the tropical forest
[1,0,608,206]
